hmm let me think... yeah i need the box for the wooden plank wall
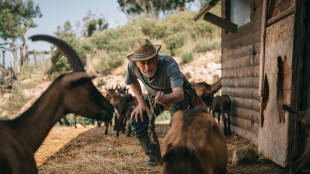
[221,0,263,144]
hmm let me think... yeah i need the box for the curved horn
[29,34,85,72]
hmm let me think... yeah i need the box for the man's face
[135,55,158,78]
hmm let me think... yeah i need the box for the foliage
[2,89,29,116]
[193,39,221,53]
[82,10,109,37]
[49,21,89,75]
[0,0,42,73]
[0,115,9,120]
[48,4,221,75]
[117,0,195,19]
[155,111,171,121]
[0,0,42,40]
[181,50,194,64]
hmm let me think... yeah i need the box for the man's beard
[144,69,155,77]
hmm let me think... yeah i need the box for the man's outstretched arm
[155,87,184,104]
[130,80,150,122]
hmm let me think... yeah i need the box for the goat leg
[105,121,109,135]
[73,115,77,128]
[127,123,132,137]
[227,112,231,136]
[114,116,117,131]
[122,119,126,134]
[97,120,102,127]
[63,117,70,126]
[223,113,228,136]
[78,116,86,128]
[116,115,120,137]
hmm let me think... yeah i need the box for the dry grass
[36,122,288,174]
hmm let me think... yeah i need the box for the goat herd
[2,34,308,174]
[0,34,236,174]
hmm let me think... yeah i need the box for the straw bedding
[35,123,287,174]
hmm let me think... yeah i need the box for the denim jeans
[129,91,191,138]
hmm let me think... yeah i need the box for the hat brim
[127,45,161,61]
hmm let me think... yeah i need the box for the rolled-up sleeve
[125,61,137,85]
[167,60,183,89]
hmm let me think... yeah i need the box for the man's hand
[155,91,166,104]
[130,102,150,122]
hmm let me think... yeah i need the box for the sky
[4,0,201,66]
[26,0,128,51]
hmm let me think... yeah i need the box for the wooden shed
[193,0,310,168]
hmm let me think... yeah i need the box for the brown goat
[110,94,127,137]
[0,72,114,173]
[212,95,231,136]
[282,104,310,173]
[0,35,113,173]
[110,92,137,137]
[192,79,222,111]
[162,107,228,174]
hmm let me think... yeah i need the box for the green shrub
[164,33,187,55]
[2,90,29,117]
[0,115,9,120]
[156,111,171,121]
[181,50,194,64]
[194,40,221,53]
[95,51,125,73]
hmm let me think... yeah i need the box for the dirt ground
[35,122,288,174]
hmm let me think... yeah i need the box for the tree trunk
[136,0,148,15]
[20,46,24,68]
[148,0,156,19]
[21,35,30,67]
[10,42,18,73]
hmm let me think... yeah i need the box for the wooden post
[33,50,37,65]
[259,0,268,97]
[86,54,91,72]
[203,12,238,33]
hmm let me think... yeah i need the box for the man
[125,39,193,166]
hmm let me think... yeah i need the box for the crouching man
[125,39,193,166]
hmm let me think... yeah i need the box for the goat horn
[29,34,85,72]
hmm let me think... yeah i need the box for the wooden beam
[192,0,220,22]
[203,12,238,33]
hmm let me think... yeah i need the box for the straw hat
[127,39,161,61]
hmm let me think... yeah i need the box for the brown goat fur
[192,82,214,110]
[0,72,114,173]
[110,94,127,137]
[110,90,138,137]
[162,107,228,174]
[212,95,231,136]
[192,80,222,111]
[282,104,310,173]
